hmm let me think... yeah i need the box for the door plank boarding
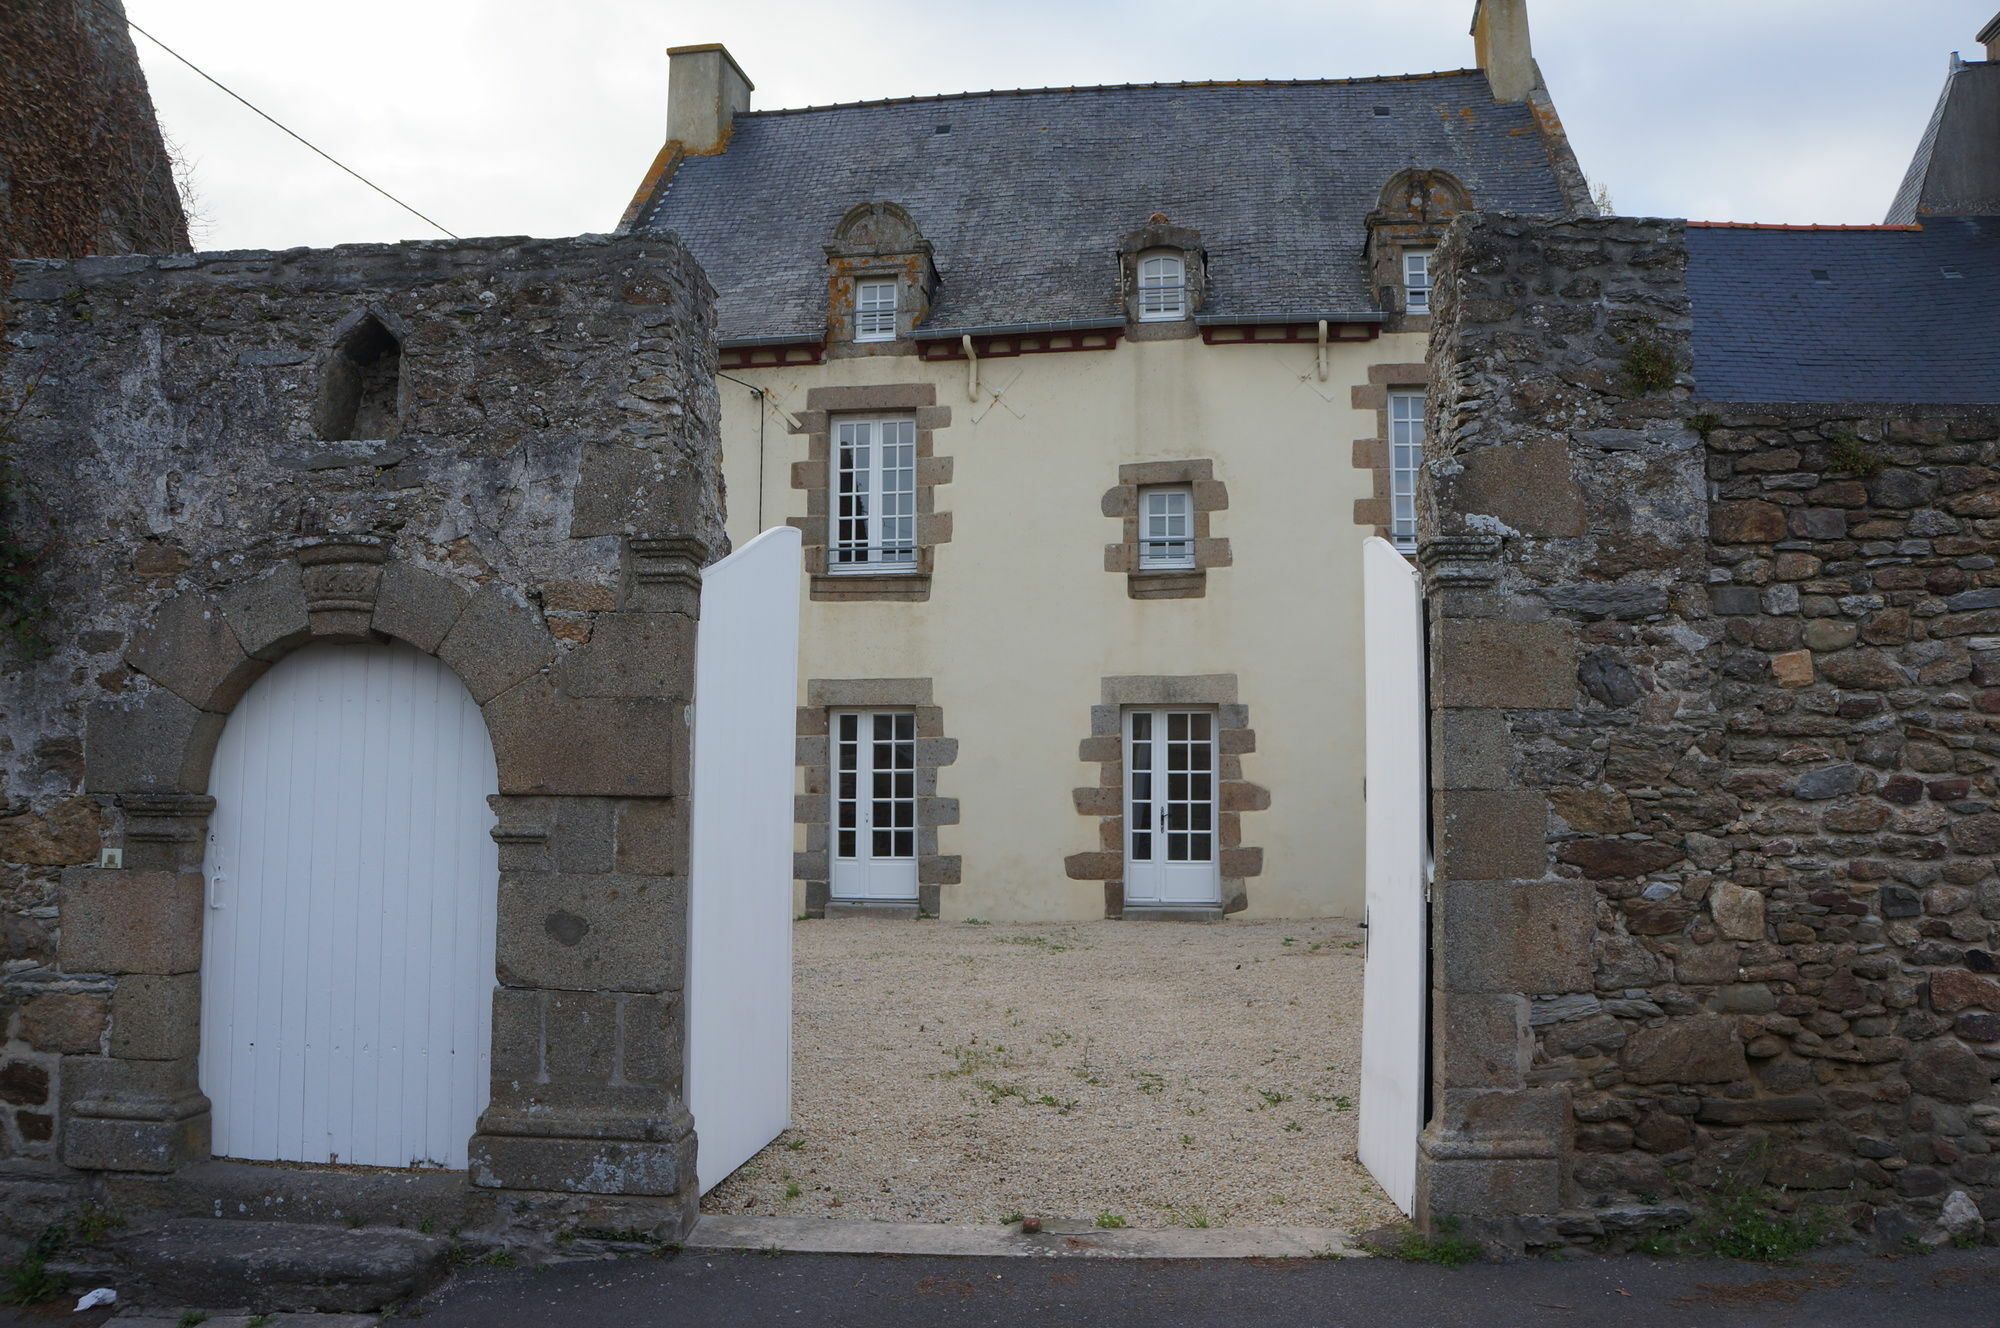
[200,642,498,1170]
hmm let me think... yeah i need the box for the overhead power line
[117,9,462,239]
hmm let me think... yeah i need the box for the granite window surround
[823,201,938,359]
[786,384,953,601]
[1115,220,1208,341]
[1351,363,1429,537]
[1102,459,1231,599]
[794,677,959,918]
[1363,168,1471,336]
[1065,674,1266,919]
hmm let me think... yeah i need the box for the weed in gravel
[1283,1120,1303,1132]
[1002,934,1072,953]
[783,1136,807,1151]
[784,1182,802,1200]
[1134,1072,1165,1095]
[248,1317,274,1327]
[1256,1088,1291,1108]
[1174,1208,1214,1229]
[481,1250,517,1267]
[1180,1134,1195,1147]
[177,1313,208,1328]
[1095,1213,1128,1229]
[1000,1212,1025,1226]
[936,1042,1007,1080]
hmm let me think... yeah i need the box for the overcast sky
[124,0,1993,252]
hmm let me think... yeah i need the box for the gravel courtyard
[701,916,1400,1232]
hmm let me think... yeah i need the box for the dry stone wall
[1421,212,2000,1251]
[0,233,721,1245]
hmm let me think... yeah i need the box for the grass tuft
[1386,1216,1482,1268]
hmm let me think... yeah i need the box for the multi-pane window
[854,278,898,342]
[834,711,915,861]
[1137,252,1187,321]
[832,416,918,573]
[1138,486,1196,569]
[1389,389,1425,553]
[1403,249,1433,314]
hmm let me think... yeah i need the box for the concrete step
[687,1214,1361,1259]
[106,1160,471,1233]
[116,1218,449,1314]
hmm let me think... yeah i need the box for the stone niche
[1419,211,2000,1253]
[0,233,723,1249]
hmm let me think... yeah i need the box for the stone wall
[0,233,721,1246]
[1,0,189,264]
[1420,211,2000,1250]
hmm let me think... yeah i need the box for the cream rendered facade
[717,331,1426,922]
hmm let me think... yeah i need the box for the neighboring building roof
[1885,56,2000,225]
[1685,219,2000,404]
[632,73,1576,342]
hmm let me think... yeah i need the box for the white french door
[1124,708,1221,907]
[829,709,919,901]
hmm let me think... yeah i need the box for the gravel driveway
[701,916,1400,1232]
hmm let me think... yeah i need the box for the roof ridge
[737,69,1487,118]
[1686,222,1925,232]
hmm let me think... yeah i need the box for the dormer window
[1137,252,1187,322]
[824,203,938,356]
[854,278,899,342]
[1403,249,1433,314]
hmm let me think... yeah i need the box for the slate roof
[1885,58,2000,225]
[632,73,1573,342]
[1685,218,2000,404]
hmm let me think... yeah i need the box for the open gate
[1357,536,1430,1214]
[688,527,803,1193]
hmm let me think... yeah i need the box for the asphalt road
[398,1246,2000,1328]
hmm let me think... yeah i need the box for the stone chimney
[1470,0,1536,104]
[1982,12,2000,62]
[666,44,753,155]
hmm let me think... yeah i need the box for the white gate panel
[201,642,497,1170]
[1358,536,1430,1215]
[689,527,802,1194]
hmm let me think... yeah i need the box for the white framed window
[1403,249,1433,314]
[1138,485,1196,570]
[832,415,918,573]
[1136,251,1187,321]
[854,278,898,342]
[1389,389,1425,552]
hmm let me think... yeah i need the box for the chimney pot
[666,44,753,155]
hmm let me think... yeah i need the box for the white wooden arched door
[200,642,498,1169]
